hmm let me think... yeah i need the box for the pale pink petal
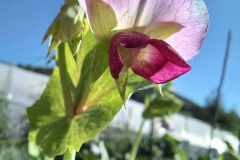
[109,32,150,79]
[78,0,117,42]
[132,39,191,84]
[79,0,143,40]
[136,0,209,61]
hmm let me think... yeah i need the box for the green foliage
[0,138,31,160]
[90,42,110,87]
[18,64,53,75]
[29,141,54,160]
[221,141,240,160]
[223,152,240,160]
[143,83,183,119]
[161,134,179,158]
[75,128,131,160]
[0,107,31,160]
[57,43,77,118]
[75,141,99,160]
[177,91,240,138]
[197,155,208,160]
[221,110,240,137]
[27,21,152,157]
[129,120,145,160]
[133,134,186,160]
[0,93,8,138]
[100,127,132,160]
[177,150,187,160]
[99,141,110,160]
[115,71,129,106]
[202,95,240,137]
[42,1,85,57]
[77,153,98,160]
[225,141,235,152]
[75,130,189,160]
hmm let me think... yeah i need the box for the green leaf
[90,42,109,88]
[27,67,65,130]
[28,22,152,157]
[75,19,96,82]
[68,33,82,57]
[42,14,60,45]
[115,71,128,106]
[28,68,152,157]
[223,151,240,160]
[48,31,61,57]
[143,91,183,119]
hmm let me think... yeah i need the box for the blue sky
[0,0,240,113]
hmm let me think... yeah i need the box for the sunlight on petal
[84,0,117,42]
[147,22,184,40]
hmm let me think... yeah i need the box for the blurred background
[0,0,240,160]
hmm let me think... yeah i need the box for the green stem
[57,43,75,118]
[129,119,145,160]
[63,149,76,160]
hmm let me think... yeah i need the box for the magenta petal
[109,32,150,79]
[132,39,191,84]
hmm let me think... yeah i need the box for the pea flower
[78,0,209,83]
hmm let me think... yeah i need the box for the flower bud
[42,2,84,58]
